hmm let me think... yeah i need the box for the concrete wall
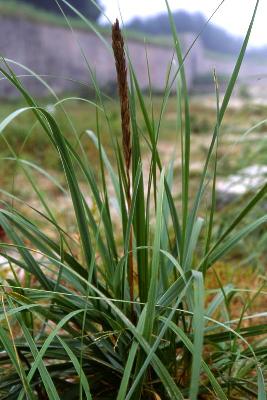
[0,15,203,98]
[201,53,267,82]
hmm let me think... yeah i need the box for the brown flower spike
[112,20,134,315]
[112,19,131,174]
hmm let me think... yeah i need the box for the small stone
[216,164,267,207]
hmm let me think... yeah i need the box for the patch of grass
[0,1,267,399]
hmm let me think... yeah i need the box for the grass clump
[0,1,267,399]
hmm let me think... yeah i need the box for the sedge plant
[0,0,267,399]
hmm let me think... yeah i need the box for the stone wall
[0,15,203,98]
